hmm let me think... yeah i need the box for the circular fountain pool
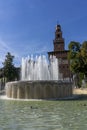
[6,81,72,99]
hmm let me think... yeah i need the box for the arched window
[57,34,60,38]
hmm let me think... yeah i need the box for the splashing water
[21,55,59,80]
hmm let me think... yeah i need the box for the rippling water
[0,99,87,130]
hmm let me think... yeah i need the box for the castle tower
[48,24,72,80]
[54,24,64,51]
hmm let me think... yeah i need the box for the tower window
[57,34,60,38]
[58,28,60,31]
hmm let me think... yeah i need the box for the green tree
[68,41,81,73]
[68,41,87,87]
[80,41,87,76]
[3,52,17,82]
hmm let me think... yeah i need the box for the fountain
[21,55,58,81]
[6,55,72,99]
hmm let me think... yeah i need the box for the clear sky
[0,0,87,67]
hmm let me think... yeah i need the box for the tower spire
[54,24,65,51]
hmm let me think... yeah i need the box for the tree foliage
[68,41,87,76]
[81,41,87,74]
[3,52,17,82]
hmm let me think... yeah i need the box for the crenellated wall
[6,81,72,99]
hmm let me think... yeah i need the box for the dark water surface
[0,99,87,130]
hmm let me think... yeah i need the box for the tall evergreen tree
[3,52,17,82]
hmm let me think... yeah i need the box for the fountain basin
[6,81,72,99]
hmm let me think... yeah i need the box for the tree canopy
[68,41,87,76]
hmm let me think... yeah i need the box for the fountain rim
[6,80,72,85]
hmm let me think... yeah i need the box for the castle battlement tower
[48,24,72,80]
[54,24,64,51]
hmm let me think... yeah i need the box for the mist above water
[21,55,59,81]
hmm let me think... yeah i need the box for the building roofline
[48,50,69,54]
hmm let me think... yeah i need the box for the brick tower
[48,24,71,80]
[54,24,64,51]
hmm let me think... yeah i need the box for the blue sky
[0,0,87,67]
